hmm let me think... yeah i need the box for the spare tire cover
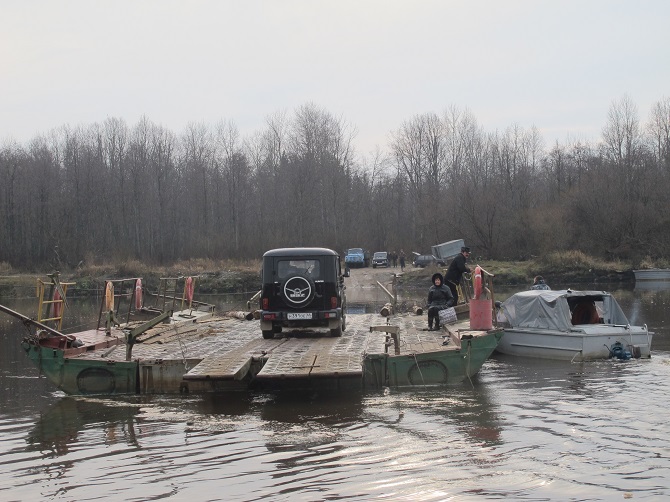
[282,275,314,307]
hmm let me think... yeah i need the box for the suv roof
[264,247,339,258]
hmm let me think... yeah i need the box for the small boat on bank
[1,274,503,395]
[496,289,653,361]
[633,268,670,282]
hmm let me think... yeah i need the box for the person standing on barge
[444,246,471,305]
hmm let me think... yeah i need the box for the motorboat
[633,268,670,282]
[496,289,653,361]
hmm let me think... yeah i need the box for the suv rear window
[277,259,321,280]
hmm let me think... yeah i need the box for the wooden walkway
[182,315,390,381]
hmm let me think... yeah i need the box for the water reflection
[634,280,670,291]
[27,398,141,456]
[2,284,670,500]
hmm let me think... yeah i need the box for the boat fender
[135,278,143,310]
[105,281,114,312]
[473,266,483,300]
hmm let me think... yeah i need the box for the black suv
[259,247,346,339]
[372,251,389,268]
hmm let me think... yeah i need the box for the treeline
[1,97,669,270]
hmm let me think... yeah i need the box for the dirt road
[344,264,432,307]
[344,265,400,305]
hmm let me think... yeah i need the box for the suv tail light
[262,297,269,309]
[331,296,338,309]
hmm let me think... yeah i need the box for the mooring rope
[412,352,426,386]
[174,323,190,372]
[465,339,474,389]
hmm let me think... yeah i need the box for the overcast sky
[2,0,669,155]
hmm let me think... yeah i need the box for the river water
[1,282,669,501]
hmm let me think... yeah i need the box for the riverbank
[394,249,660,290]
[0,250,665,299]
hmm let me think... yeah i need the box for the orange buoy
[135,278,143,309]
[473,266,483,300]
[105,281,114,312]
[185,276,194,306]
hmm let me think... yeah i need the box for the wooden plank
[308,353,363,376]
[183,338,284,380]
[255,337,327,378]
[256,335,364,379]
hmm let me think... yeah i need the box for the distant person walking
[399,250,406,271]
[444,246,471,305]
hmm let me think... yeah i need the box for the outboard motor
[609,341,632,360]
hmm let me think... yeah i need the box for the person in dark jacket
[444,246,471,305]
[427,272,454,330]
[531,276,551,290]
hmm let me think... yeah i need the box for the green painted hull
[23,342,138,395]
[20,322,503,395]
[363,329,503,389]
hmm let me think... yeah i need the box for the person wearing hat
[444,246,471,305]
[427,272,454,330]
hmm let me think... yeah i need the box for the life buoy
[53,289,62,318]
[185,277,194,306]
[473,266,483,300]
[135,278,143,309]
[105,281,114,312]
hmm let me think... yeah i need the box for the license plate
[287,312,312,320]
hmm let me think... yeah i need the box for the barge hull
[22,314,502,395]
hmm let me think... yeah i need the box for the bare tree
[646,97,670,170]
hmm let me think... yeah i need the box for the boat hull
[19,314,503,395]
[497,326,653,361]
[633,269,670,281]
[23,341,139,394]
[364,329,503,387]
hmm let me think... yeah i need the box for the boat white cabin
[496,289,653,361]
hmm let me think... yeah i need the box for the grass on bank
[0,258,263,298]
